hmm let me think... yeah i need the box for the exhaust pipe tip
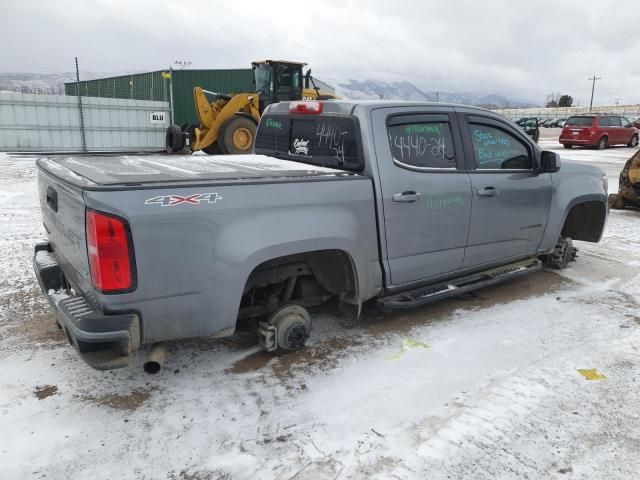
[143,361,162,374]
[143,343,166,374]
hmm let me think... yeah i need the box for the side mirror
[540,151,561,173]
[625,123,632,128]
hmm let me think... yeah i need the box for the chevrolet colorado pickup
[34,100,608,371]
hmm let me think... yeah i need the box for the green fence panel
[171,69,254,125]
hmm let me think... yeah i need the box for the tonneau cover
[38,153,350,187]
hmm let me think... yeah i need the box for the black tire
[218,116,257,155]
[165,125,185,153]
[202,142,222,155]
[608,193,628,210]
[542,237,577,269]
[627,134,639,148]
[597,136,608,150]
[563,144,572,149]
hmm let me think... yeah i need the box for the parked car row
[559,114,639,149]
[514,118,566,128]
[539,118,567,128]
[516,115,640,130]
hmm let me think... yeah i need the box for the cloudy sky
[3,0,640,106]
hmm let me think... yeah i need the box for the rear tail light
[289,101,323,114]
[86,209,135,293]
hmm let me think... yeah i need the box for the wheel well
[238,250,358,321]
[561,201,606,242]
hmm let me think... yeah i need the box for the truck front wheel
[542,236,577,269]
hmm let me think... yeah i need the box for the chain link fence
[64,70,172,103]
[493,104,640,121]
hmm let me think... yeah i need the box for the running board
[378,258,542,311]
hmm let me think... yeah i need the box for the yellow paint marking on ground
[577,369,607,381]
[385,338,430,360]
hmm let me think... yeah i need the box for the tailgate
[566,126,592,139]
[37,166,91,294]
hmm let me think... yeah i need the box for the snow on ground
[1,136,640,479]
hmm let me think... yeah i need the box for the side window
[620,117,631,126]
[610,117,622,127]
[470,124,532,170]
[387,122,456,169]
[598,117,611,127]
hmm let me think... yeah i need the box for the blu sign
[150,111,167,124]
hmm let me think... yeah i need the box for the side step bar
[378,258,542,311]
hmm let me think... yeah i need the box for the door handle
[393,191,421,203]
[477,187,499,197]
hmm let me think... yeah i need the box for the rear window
[255,114,362,171]
[566,116,594,127]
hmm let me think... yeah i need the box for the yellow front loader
[165,60,337,155]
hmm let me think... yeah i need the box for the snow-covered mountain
[0,72,135,95]
[331,79,533,108]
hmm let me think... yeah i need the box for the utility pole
[588,74,601,113]
[75,57,87,153]
[435,91,439,102]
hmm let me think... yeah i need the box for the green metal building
[65,69,254,126]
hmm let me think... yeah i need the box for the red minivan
[559,114,639,149]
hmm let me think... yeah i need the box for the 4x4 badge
[145,193,223,207]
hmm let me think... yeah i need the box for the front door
[459,114,552,268]
[372,109,473,286]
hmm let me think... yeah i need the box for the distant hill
[0,71,137,95]
[333,79,534,108]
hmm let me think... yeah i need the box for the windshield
[254,64,271,94]
[566,116,594,127]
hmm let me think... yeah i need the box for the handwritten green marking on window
[385,338,430,360]
[425,194,464,209]
[477,149,520,164]
[404,124,441,135]
[265,118,283,130]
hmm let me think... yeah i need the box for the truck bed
[37,153,355,189]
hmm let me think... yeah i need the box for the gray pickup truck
[34,100,608,371]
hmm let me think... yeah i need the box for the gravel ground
[1,135,639,479]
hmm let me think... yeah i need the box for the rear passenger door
[372,108,472,286]
[609,116,625,144]
[598,116,615,143]
[459,114,552,268]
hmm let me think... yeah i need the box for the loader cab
[252,60,304,113]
